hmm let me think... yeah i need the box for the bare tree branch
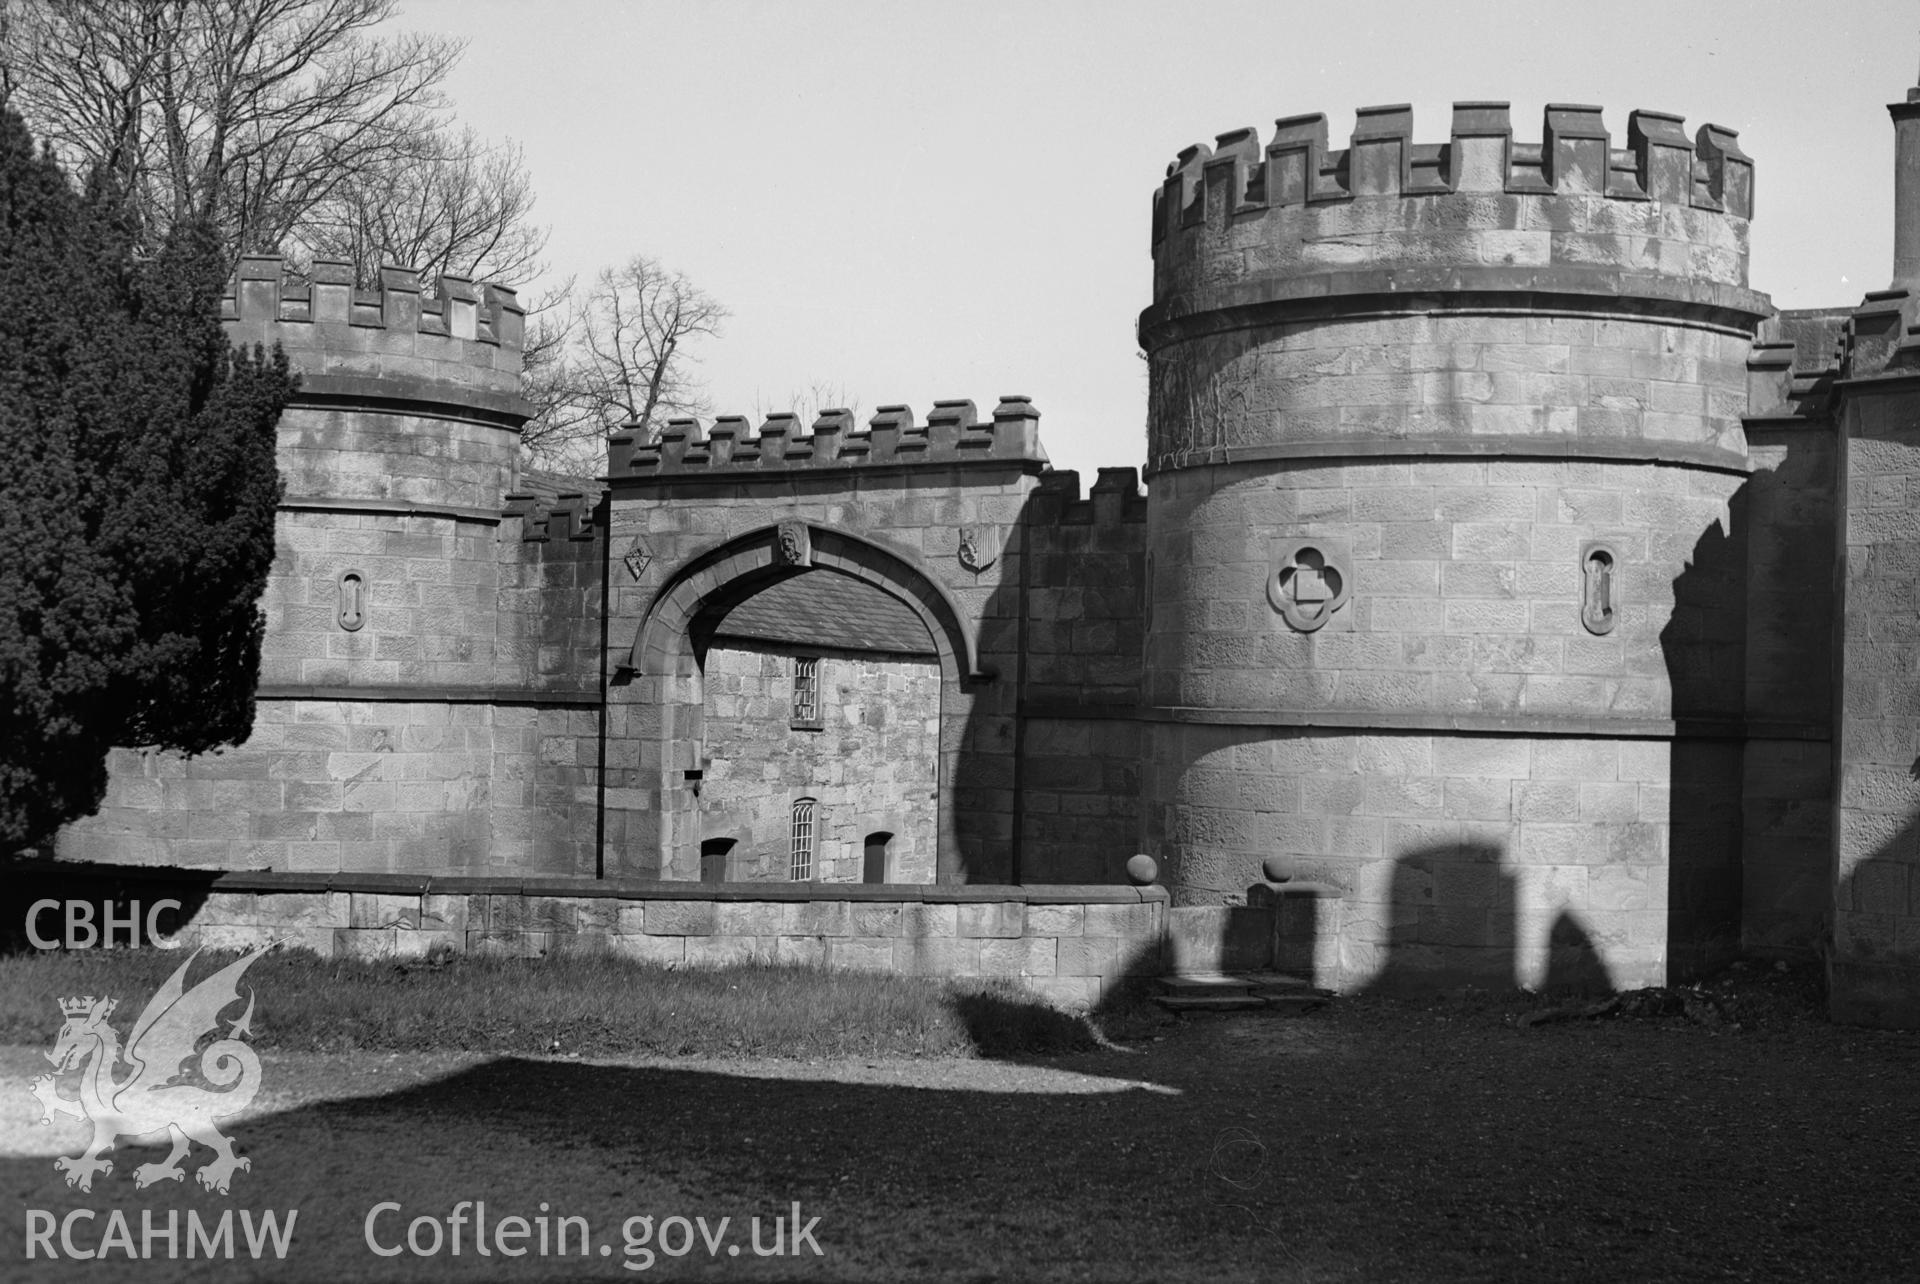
[518,256,727,476]
[751,381,863,429]
[298,124,548,287]
[4,0,462,262]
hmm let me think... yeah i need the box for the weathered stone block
[333,926,396,959]
[956,901,1024,938]
[469,930,549,959]
[849,903,903,937]
[249,891,352,930]
[982,936,1058,977]
[1055,933,1129,978]
[609,933,686,966]
[1084,902,1156,938]
[349,892,420,929]
[716,902,785,936]
[901,903,958,938]
[782,901,851,937]
[891,937,980,975]
[1025,904,1086,936]
[830,937,896,971]
[643,900,717,936]
[686,935,764,967]
[776,935,829,967]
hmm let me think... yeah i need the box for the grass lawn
[0,946,1099,1060]
[5,951,1919,1281]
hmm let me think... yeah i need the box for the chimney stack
[1889,48,1920,285]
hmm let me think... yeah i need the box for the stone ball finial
[1262,856,1294,884]
[1125,853,1159,886]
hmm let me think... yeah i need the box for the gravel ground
[3,968,1918,1282]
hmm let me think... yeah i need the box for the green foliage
[0,108,294,850]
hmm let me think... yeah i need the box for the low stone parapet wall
[6,864,1168,1011]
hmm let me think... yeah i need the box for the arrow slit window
[337,571,366,632]
[1580,541,1618,636]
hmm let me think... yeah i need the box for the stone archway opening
[614,522,988,882]
[692,570,940,884]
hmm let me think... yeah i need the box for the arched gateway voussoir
[628,522,990,684]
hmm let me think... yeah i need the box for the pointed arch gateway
[611,521,992,882]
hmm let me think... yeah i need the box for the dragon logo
[29,942,273,1194]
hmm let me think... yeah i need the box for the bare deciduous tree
[4,0,463,262]
[518,254,727,475]
[751,381,863,429]
[300,124,547,287]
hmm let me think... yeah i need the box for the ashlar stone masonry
[48,80,1920,1025]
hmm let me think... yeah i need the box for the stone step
[1156,971,1324,996]
[1238,972,1323,995]
[1156,973,1256,996]
[1153,994,1272,1013]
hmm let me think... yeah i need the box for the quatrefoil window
[1268,538,1352,632]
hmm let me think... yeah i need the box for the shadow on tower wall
[1353,842,1614,997]
[1659,483,1750,981]
[950,469,1148,886]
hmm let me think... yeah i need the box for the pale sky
[413,0,1913,480]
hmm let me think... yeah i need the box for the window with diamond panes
[790,798,816,880]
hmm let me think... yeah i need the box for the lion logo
[29,942,273,1194]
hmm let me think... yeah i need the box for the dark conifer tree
[0,108,293,851]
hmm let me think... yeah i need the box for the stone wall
[1016,468,1149,884]
[1739,400,1838,955]
[53,257,613,878]
[1137,102,1767,989]
[605,401,1049,884]
[59,700,596,877]
[700,643,940,883]
[1145,724,1690,989]
[38,865,1170,1011]
[1833,372,1920,1024]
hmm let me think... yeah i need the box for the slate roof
[710,572,937,656]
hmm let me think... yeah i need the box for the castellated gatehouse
[40,87,1920,1028]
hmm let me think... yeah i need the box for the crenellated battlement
[1029,467,1147,527]
[606,397,1050,483]
[1147,101,1765,342]
[1747,310,1849,422]
[222,256,527,398]
[1154,103,1752,235]
[504,489,600,543]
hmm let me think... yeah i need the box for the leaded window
[790,798,816,880]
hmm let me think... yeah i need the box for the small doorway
[863,832,894,884]
[700,837,737,884]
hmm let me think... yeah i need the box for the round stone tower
[1137,103,1769,989]
[59,257,541,877]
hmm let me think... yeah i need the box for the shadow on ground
[5,987,1919,1283]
